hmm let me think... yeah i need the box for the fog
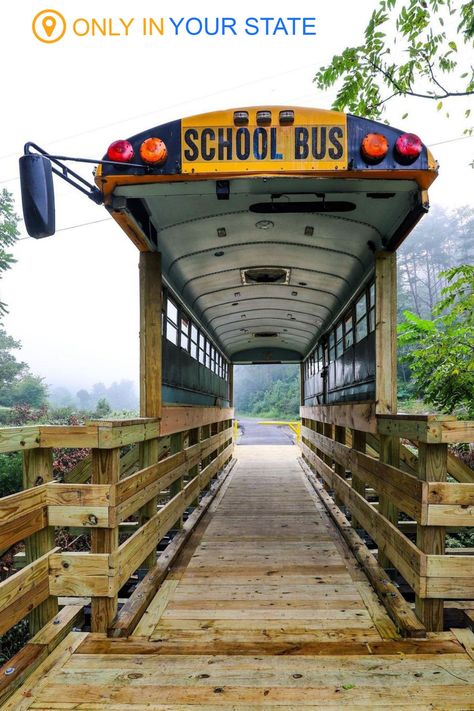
[1,0,473,394]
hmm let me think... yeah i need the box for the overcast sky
[1,0,473,393]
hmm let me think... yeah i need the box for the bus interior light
[256,110,272,125]
[361,133,389,163]
[279,110,294,125]
[395,133,422,164]
[139,137,168,165]
[107,140,134,162]
[234,111,249,126]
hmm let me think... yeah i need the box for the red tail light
[107,140,134,162]
[395,133,422,163]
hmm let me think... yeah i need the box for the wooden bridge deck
[7,445,474,710]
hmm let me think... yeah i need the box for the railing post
[139,438,160,568]
[139,251,162,419]
[415,442,448,631]
[351,430,366,529]
[91,447,120,633]
[378,434,400,568]
[170,432,184,528]
[22,448,58,634]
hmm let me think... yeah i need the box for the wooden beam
[90,448,120,632]
[300,402,377,433]
[378,434,400,569]
[415,442,448,631]
[351,429,366,529]
[139,251,162,419]
[138,438,160,570]
[304,465,426,638]
[109,459,235,637]
[22,448,58,634]
[375,250,397,415]
[159,405,234,435]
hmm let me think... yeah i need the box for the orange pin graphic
[42,15,56,37]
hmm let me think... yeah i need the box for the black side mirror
[19,154,55,238]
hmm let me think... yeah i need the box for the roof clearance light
[234,111,249,126]
[279,110,295,125]
[395,133,422,164]
[139,137,168,165]
[361,133,389,163]
[107,140,134,162]
[257,110,272,125]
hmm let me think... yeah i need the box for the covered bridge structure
[2,106,474,707]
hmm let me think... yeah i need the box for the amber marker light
[361,133,389,163]
[140,137,168,165]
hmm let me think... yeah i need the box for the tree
[0,189,20,321]
[0,330,27,405]
[398,265,474,417]
[9,374,48,408]
[314,0,474,124]
[94,397,111,418]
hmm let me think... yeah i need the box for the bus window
[355,293,368,342]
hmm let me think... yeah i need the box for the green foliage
[314,0,474,123]
[9,374,48,407]
[398,265,474,417]
[0,330,27,405]
[94,397,112,418]
[235,364,300,419]
[0,190,20,322]
[0,452,22,496]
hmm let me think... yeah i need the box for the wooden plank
[415,442,447,631]
[303,465,426,638]
[38,426,99,448]
[30,605,84,652]
[300,402,377,434]
[63,454,92,484]
[300,442,425,592]
[451,627,474,662]
[0,485,47,550]
[378,434,400,568]
[0,644,47,707]
[1,632,87,711]
[115,446,232,591]
[0,426,40,454]
[97,421,161,448]
[159,405,234,435]
[375,250,397,415]
[132,580,179,637]
[0,550,57,635]
[23,449,58,634]
[47,482,114,528]
[49,553,113,597]
[90,448,120,632]
[109,459,235,637]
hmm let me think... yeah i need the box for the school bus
[20,106,437,409]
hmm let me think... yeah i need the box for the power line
[17,217,112,240]
[428,134,474,147]
[0,62,319,162]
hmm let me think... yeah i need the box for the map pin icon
[42,15,57,38]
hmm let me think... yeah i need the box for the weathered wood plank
[300,402,377,434]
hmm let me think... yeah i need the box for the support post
[351,430,366,529]
[334,425,346,508]
[378,434,400,568]
[415,442,448,631]
[169,432,184,529]
[375,250,397,416]
[375,250,399,565]
[138,438,160,569]
[139,251,162,419]
[91,448,120,633]
[22,449,58,634]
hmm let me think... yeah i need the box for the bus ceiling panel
[208,306,326,327]
[180,263,351,297]
[223,333,309,352]
[231,347,303,364]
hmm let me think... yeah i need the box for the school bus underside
[108,175,426,364]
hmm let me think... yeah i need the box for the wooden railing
[0,407,234,660]
[300,403,474,632]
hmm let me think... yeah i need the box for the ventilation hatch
[241,267,291,285]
